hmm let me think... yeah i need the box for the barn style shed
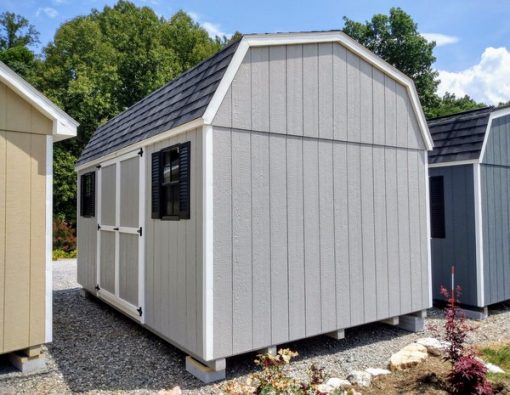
[76,31,433,382]
[0,62,77,370]
[428,106,510,318]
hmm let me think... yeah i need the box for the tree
[428,92,487,118]
[38,1,227,222]
[53,146,78,223]
[0,12,39,80]
[342,7,439,117]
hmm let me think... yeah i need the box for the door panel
[119,233,139,306]
[99,230,116,294]
[101,164,116,226]
[120,157,139,228]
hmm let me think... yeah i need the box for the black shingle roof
[428,107,493,164]
[77,39,240,165]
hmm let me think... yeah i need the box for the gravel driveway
[0,260,509,394]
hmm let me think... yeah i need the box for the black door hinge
[97,224,101,230]
[137,226,143,236]
[96,164,101,169]
[113,227,119,231]
[95,284,100,291]
[138,148,144,157]
[137,307,143,317]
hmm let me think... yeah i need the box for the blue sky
[1,0,510,104]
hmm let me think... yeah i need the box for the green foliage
[53,248,77,260]
[480,343,510,383]
[428,92,487,119]
[0,12,39,81]
[35,1,228,223]
[342,7,439,117]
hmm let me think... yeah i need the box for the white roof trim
[0,61,78,140]
[479,106,510,162]
[428,159,479,168]
[202,31,433,150]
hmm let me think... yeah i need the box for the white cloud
[188,11,229,38]
[52,0,67,5]
[422,33,459,47]
[36,7,59,18]
[438,47,510,105]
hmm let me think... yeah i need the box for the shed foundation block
[327,329,345,340]
[382,316,400,326]
[258,346,277,355]
[397,312,426,332]
[79,288,93,299]
[459,306,488,321]
[186,356,226,383]
[8,347,46,373]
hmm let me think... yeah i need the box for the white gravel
[0,259,509,394]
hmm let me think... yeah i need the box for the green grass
[480,343,510,383]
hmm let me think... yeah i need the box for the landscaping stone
[389,343,428,371]
[485,362,505,374]
[415,337,449,356]
[347,370,372,387]
[326,377,352,389]
[365,367,391,377]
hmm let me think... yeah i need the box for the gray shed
[76,31,433,382]
[428,105,510,318]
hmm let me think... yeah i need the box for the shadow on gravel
[49,287,414,392]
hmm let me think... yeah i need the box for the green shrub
[53,248,77,260]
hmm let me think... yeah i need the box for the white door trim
[96,149,145,322]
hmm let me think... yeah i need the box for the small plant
[447,354,492,395]
[440,285,471,363]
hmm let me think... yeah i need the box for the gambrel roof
[428,107,493,164]
[428,105,510,165]
[77,31,433,168]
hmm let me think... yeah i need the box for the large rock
[389,343,428,371]
[326,377,352,389]
[366,367,391,377]
[347,370,372,387]
[416,337,449,356]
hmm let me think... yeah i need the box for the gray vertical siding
[481,115,510,305]
[211,127,429,359]
[144,128,203,357]
[77,166,98,292]
[210,41,430,360]
[429,165,478,306]
[119,233,138,305]
[213,43,424,150]
[120,157,139,228]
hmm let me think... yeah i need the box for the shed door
[96,149,145,322]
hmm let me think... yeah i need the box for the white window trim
[45,136,53,343]
[202,31,433,151]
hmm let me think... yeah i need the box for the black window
[429,176,445,238]
[80,172,96,218]
[151,142,190,220]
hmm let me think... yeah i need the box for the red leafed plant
[441,285,492,394]
[53,216,76,253]
[448,354,492,395]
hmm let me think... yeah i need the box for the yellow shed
[0,62,77,371]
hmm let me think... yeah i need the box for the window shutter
[151,152,161,219]
[179,142,191,219]
[80,174,86,217]
[429,176,445,238]
[89,172,96,217]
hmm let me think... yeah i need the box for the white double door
[96,149,145,322]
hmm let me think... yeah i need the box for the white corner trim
[75,118,204,172]
[45,135,53,343]
[138,148,146,325]
[424,151,433,306]
[479,106,510,162]
[428,159,479,168]
[0,61,78,138]
[473,163,485,307]
[202,31,433,151]
[202,125,214,360]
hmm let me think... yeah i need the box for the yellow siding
[0,81,53,135]
[0,131,47,354]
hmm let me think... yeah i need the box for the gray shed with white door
[428,106,510,316]
[76,31,433,381]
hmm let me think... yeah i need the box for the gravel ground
[0,260,509,394]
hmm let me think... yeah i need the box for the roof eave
[0,61,78,141]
